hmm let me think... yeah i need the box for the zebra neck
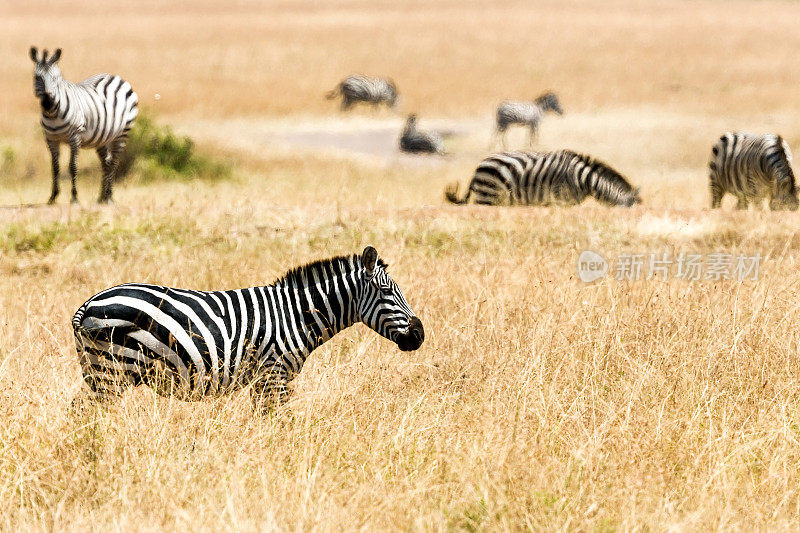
[40,84,65,118]
[265,274,361,357]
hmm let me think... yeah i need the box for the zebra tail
[325,85,341,100]
[445,182,470,204]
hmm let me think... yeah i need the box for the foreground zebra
[30,47,139,204]
[399,114,445,154]
[493,92,564,148]
[709,132,798,210]
[326,75,398,111]
[72,246,424,410]
[445,150,641,207]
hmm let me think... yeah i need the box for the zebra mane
[272,254,388,287]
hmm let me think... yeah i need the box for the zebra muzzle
[395,316,424,351]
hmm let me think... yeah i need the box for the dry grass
[3,0,800,530]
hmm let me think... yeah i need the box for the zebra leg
[96,145,111,179]
[735,196,749,210]
[528,125,539,147]
[250,367,290,413]
[76,347,139,406]
[68,137,81,204]
[46,140,60,204]
[710,182,723,209]
[99,138,126,203]
[499,128,508,150]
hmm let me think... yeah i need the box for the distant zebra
[72,246,424,411]
[399,114,445,154]
[709,132,798,211]
[326,75,398,111]
[445,150,641,207]
[493,92,564,148]
[30,47,138,204]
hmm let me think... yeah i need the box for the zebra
[399,114,445,155]
[445,150,641,207]
[326,75,398,111]
[71,246,424,411]
[493,92,564,148]
[709,132,798,211]
[30,46,139,204]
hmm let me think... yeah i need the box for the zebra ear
[49,48,61,64]
[362,245,378,278]
[29,46,38,63]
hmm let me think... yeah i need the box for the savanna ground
[2,0,800,530]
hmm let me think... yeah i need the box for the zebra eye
[379,285,392,296]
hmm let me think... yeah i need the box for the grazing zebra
[493,92,564,148]
[399,114,445,155]
[709,132,798,211]
[30,47,139,204]
[445,150,641,207]
[326,75,398,111]
[71,246,424,411]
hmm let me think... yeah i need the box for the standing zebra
[326,75,398,111]
[30,47,139,204]
[445,150,641,207]
[399,114,445,155]
[493,92,564,148]
[72,246,424,411]
[709,132,798,210]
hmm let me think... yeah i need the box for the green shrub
[116,115,231,182]
[1,146,16,173]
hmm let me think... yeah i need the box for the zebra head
[357,246,424,352]
[770,179,799,211]
[769,139,798,211]
[627,187,643,207]
[536,91,564,115]
[29,47,62,104]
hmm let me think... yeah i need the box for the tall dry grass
[2,0,800,530]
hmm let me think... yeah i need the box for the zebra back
[399,114,444,154]
[447,150,640,207]
[709,132,799,210]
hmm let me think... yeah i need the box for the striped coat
[709,132,798,210]
[72,247,424,410]
[399,114,445,154]
[494,92,563,147]
[446,150,641,207]
[30,47,138,204]
[326,75,398,111]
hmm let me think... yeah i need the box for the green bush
[1,146,16,173]
[116,115,231,182]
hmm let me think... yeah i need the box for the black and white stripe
[445,150,641,207]
[72,247,424,410]
[709,132,798,210]
[493,92,564,148]
[399,114,445,154]
[30,47,139,204]
[326,75,398,111]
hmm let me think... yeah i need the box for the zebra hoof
[97,197,114,205]
[47,196,57,205]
